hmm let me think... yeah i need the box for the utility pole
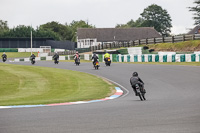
[31,25,32,55]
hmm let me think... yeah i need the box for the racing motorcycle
[94,60,100,70]
[75,57,80,66]
[105,57,111,66]
[54,58,59,64]
[2,57,7,62]
[31,58,35,65]
[134,83,146,101]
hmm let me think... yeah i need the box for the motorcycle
[2,57,7,62]
[31,58,35,65]
[94,60,100,70]
[75,57,80,66]
[105,57,111,66]
[54,58,59,64]
[134,83,146,101]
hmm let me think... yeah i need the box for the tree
[67,20,95,42]
[115,18,144,28]
[189,0,200,25]
[39,21,69,40]
[0,20,9,36]
[140,4,172,36]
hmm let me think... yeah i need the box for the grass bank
[148,40,200,52]
[0,52,38,58]
[0,63,115,106]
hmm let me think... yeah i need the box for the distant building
[187,26,200,34]
[77,27,161,48]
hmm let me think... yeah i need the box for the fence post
[153,38,156,44]
[192,34,195,40]
[146,38,148,45]
[133,41,135,46]
[183,35,185,42]
[138,40,141,45]
[162,37,165,43]
[172,36,174,43]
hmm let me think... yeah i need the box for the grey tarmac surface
[0,61,200,133]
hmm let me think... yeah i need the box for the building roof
[77,27,161,42]
[187,26,200,34]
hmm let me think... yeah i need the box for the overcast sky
[0,0,195,35]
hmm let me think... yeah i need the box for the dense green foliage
[189,0,200,25]
[116,4,172,36]
[0,20,94,41]
[140,4,172,36]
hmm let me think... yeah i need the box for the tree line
[0,20,94,41]
[0,2,199,42]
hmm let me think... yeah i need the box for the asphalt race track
[1,61,200,133]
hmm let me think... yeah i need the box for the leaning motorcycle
[134,83,146,101]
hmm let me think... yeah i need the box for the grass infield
[0,52,38,58]
[0,63,115,106]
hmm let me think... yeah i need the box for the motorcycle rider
[91,53,99,66]
[30,53,36,60]
[130,72,146,96]
[104,52,110,62]
[74,51,80,64]
[53,52,59,62]
[2,52,7,61]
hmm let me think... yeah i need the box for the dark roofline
[77,27,161,42]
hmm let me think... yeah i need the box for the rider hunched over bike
[30,53,36,60]
[104,52,110,61]
[74,51,80,64]
[53,52,59,61]
[130,72,146,96]
[91,53,99,66]
[1,52,7,62]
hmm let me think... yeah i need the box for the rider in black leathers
[2,52,7,61]
[130,72,146,96]
[53,52,59,61]
[91,53,99,66]
[30,53,36,60]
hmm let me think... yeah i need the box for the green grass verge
[0,63,115,106]
[0,52,38,58]
[148,40,200,52]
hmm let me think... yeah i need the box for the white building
[77,27,161,48]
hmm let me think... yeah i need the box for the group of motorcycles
[93,57,111,70]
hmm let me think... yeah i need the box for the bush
[143,46,149,50]
[149,49,154,52]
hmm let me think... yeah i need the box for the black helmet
[93,53,96,56]
[132,72,138,77]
